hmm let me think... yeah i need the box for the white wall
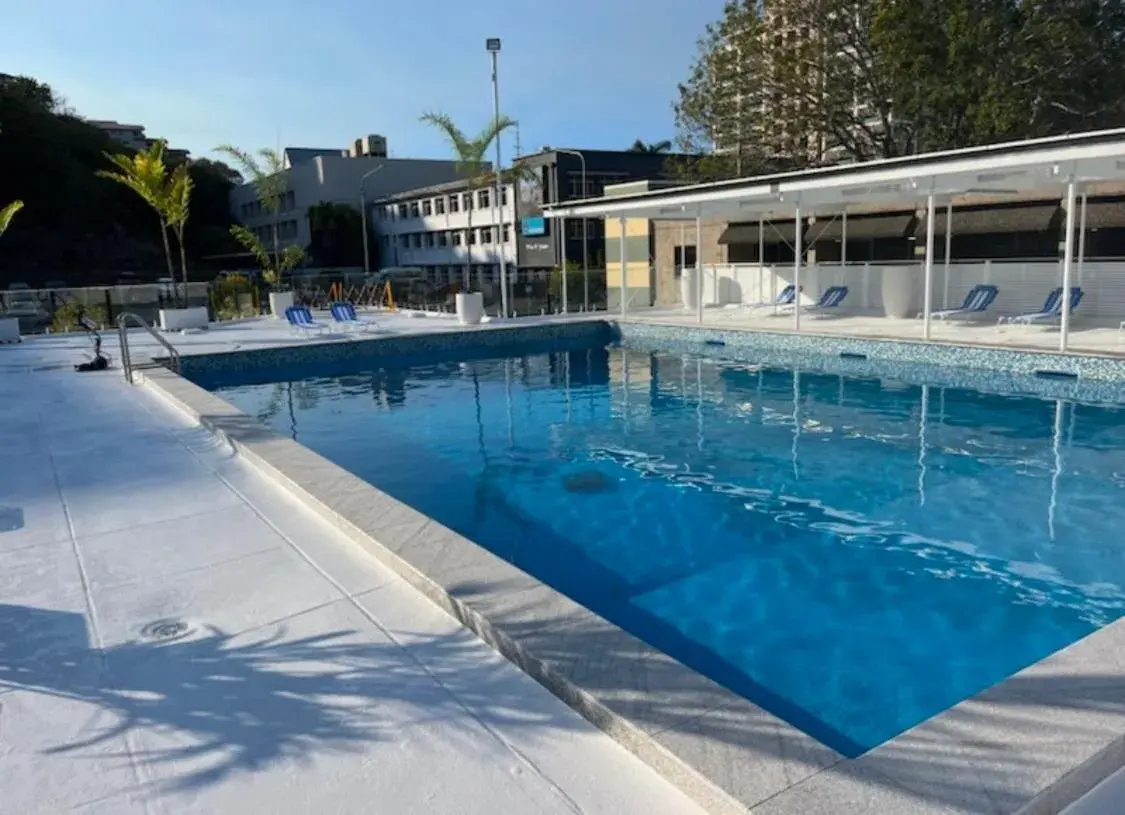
[703,259,1125,320]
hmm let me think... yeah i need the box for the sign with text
[522,216,546,236]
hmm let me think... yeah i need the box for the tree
[215,145,287,275]
[0,200,22,238]
[419,112,517,291]
[230,225,304,287]
[96,141,177,283]
[164,163,193,293]
[628,139,673,153]
[306,201,367,268]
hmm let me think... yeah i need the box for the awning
[814,213,915,241]
[932,204,1058,236]
[1073,199,1125,229]
[718,221,797,245]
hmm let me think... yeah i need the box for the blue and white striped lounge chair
[1002,287,1083,326]
[722,284,800,318]
[779,285,848,315]
[929,284,999,321]
[284,305,327,336]
[330,301,378,332]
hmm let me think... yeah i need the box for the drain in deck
[139,619,193,642]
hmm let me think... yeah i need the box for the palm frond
[279,245,305,273]
[420,112,473,159]
[165,164,193,229]
[215,144,260,179]
[0,200,24,237]
[230,224,272,270]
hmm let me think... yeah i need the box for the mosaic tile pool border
[138,321,1125,814]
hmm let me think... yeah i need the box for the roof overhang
[542,129,1125,223]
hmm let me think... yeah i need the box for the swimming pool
[203,337,1125,756]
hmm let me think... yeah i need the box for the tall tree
[0,200,22,238]
[96,141,177,283]
[306,201,366,267]
[215,145,287,275]
[419,112,517,291]
[164,163,193,293]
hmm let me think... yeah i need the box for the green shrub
[211,274,257,320]
[52,301,107,333]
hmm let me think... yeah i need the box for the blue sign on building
[522,216,546,237]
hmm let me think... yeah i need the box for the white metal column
[560,217,568,315]
[1060,181,1078,352]
[1077,193,1088,285]
[758,219,765,301]
[618,216,627,317]
[923,194,937,340]
[841,211,847,267]
[943,203,953,309]
[793,206,803,332]
[696,215,704,325]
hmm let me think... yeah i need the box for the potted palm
[216,145,304,317]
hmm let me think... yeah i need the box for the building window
[468,229,477,245]
[400,235,410,249]
[500,187,508,207]
[462,192,473,211]
[437,231,448,247]
[422,199,432,216]
[502,224,511,243]
[435,197,445,215]
[448,195,459,213]
[567,220,585,238]
[673,245,697,274]
[480,226,492,244]
[423,232,434,248]
[452,231,462,246]
[411,233,421,248]
[286,191,295,210]
[409,202,420,218]
[478,188,490,208]
[398,203,408,219]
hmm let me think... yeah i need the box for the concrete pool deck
[3,313,1124,814]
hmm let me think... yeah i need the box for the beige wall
[651,220,728,307]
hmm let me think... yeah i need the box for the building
[228,135,464,254]
[370,148,688,293]
[87,119,190,162]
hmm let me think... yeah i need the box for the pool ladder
[117,312,181,384]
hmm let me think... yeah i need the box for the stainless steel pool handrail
[117,312,181,384]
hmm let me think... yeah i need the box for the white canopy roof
[541,129,1125,222]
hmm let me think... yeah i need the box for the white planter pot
[0,317,20,344]
[456,292,484,326]
[158,307,209,331]
[881,266,920,319]
[268,290,294,318]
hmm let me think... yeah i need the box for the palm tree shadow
[0,602,580,796]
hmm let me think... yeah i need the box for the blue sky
[2,0,724,163]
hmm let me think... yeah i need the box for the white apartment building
[88,119,191,162]
[371,178,518,286]
[228,135,465,252]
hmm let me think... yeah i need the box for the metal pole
[1077,192,1088,285]
[618,216,627,317]
[578,153,588,311]
[696,215,703,325]
[1060,181,1078,352]
[491,49,509,319]
[561,215,569,314]
[923,193,936,340]
[758,218,765,300]
[359,165,383,278]
[793,205,803,332]
[841,210,847,267]
[943,203,953,309]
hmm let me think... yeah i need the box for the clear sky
[2,0,724,163]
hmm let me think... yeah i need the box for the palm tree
[215,145,287,276]
[97,142,177,284]
[164,163,194,299]
[420,112,518,291]
[628,139,673,153]
[0,200,23,238]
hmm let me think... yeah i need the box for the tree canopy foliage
[0,74,239,284]
[306,201,369,268]
[673,0,1125,179]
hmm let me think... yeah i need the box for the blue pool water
[204,339,1125,756]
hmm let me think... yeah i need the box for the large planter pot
[456,292,484,326]
[268,290,295,318]
[0,317,20,344]
[881,265,920,319]
[158,307,209,332]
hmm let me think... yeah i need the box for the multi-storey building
[228,134,465,251]
[88,119,190,162]
[371,147,686,288]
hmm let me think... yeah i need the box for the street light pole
[487,38,509,319]
[359,164,384,278]
[546,147,587,310]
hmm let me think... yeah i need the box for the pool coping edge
[137,360,1125,815]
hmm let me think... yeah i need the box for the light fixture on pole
[359,164,385,278]
[544,146,588,311]
[487,37,509,319]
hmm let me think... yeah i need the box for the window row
[248,219,299,243]
[378,187,509,220]
[383,225,513,249]
[239,191,296,220]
